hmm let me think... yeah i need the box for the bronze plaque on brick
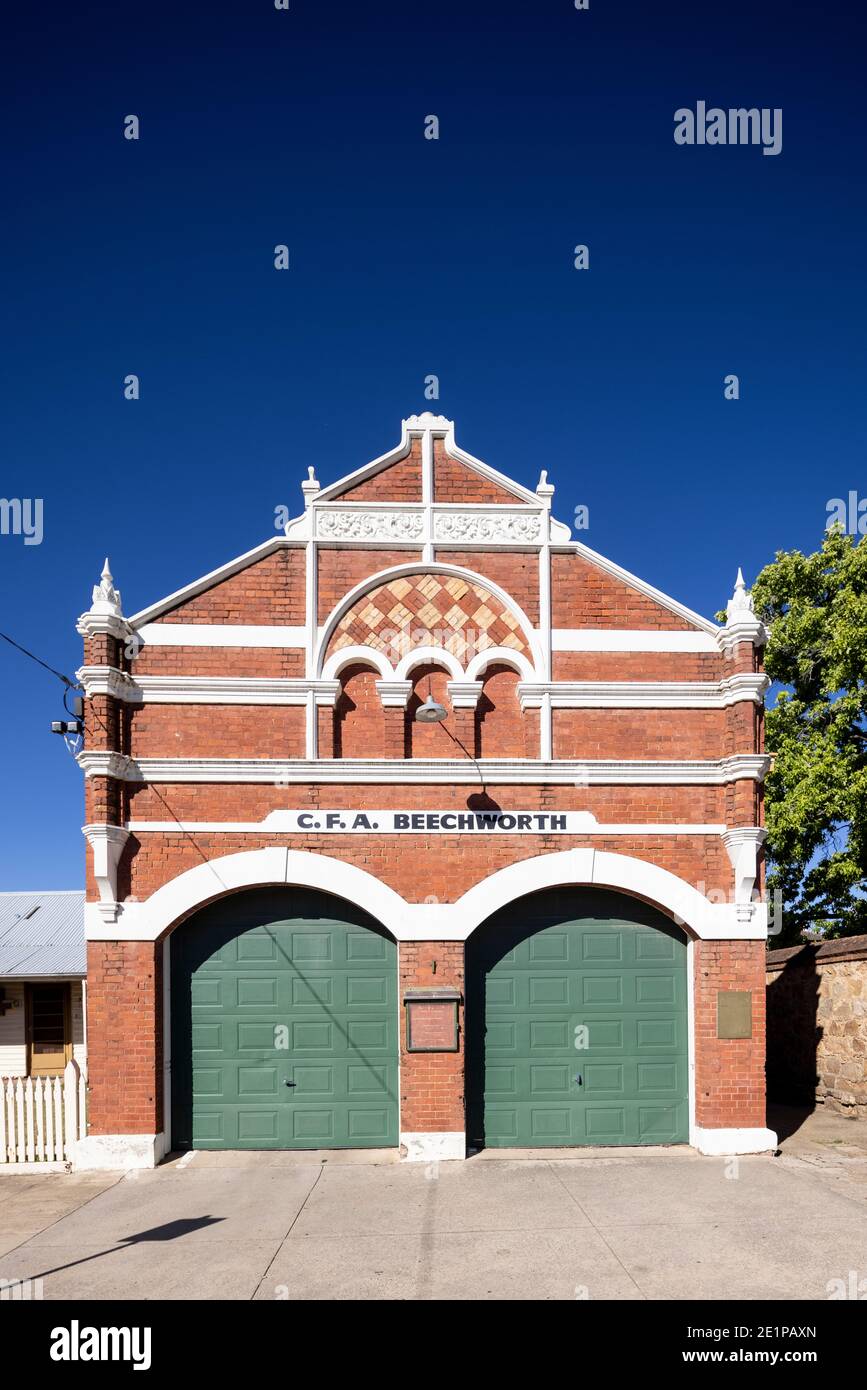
[717,990,752,1039]
[404,988,460,1052]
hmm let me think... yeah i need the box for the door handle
[283,1079,296,1087]
[573,1074,583,1086]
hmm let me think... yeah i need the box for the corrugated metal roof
[0,891,85,977]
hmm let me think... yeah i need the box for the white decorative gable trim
[316,508,425,543]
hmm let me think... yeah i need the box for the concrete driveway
[2,1110,867,1301]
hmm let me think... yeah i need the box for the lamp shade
[415,693,448,723]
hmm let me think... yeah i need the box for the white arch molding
[84,845,768,942]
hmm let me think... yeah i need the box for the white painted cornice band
[76,671,341,706]
[77,751,134,780]
[83,845,770,943]
[75,752,770,785]
[76,666,135,699]
[130,625,737,656]
[77,612,132,642]
[75,668,768,712]
[519,674,768,710]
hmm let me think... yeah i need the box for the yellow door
[28,984,70,1076]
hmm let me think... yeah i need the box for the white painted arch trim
[465,647,535,681]
[315,561,545,680]
[85,846,768,943]
[321,645,393,680]
[394,646,464,680]
[322,642,537,685]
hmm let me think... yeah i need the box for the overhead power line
[0,630,78,688]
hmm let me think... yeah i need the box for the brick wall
[128,704,306,758]
[433,446,521,504]
[118,823,730,903]
[333,441,423,501]
[399,941,465,1135]
[553,708,726,761]
[551,553,697,629]
[317,547,416,623]
[694,940,767,1129]
[85,940,162,1135]
[158,550,305,624]
[132,646,306,677]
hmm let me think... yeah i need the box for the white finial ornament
[90,558,123,615]
[301,465,320,505]
[726,567,754,621]
[535,469,555,505]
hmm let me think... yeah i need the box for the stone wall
[766,935,867,1116]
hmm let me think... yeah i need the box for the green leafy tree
[750,528,867,942]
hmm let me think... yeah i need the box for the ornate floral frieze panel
[433,511,542,543]
[315,509,425,542]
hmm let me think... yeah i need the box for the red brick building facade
[75,413,774,1166]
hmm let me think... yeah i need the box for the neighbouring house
[74,412,775,1169]
[0,891,86,1078]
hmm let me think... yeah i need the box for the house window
[26,984,71,1077]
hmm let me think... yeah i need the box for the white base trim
[72,1132,168,1170]
[401,1131,466,1162]
[691,1126,778,1156]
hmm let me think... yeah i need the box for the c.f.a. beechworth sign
[222,810,593,833]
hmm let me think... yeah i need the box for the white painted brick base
[72,1132,168,1170]
[691,1126,778,1156]
[400,1131,466,1162]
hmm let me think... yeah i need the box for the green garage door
[466,889,688,1148]
[170,888,398,1151]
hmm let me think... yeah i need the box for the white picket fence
[0,1059,87,1165]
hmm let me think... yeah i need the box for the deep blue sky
[2,0,865,887]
